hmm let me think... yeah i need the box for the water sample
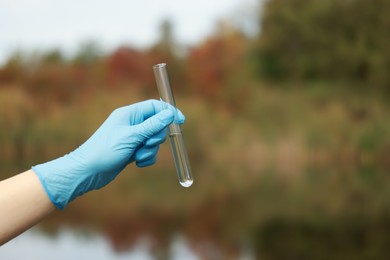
[153,63,193,188]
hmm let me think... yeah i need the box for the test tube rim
[153,63,167,69]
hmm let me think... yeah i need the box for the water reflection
[0,227,200,260]
[1,161,389,258]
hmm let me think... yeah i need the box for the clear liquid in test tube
[153,63,193,188]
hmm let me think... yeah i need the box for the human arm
[0,99,184,245]
[0,169,55,245]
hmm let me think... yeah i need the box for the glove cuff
[32,155,79,210]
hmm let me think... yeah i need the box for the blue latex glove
[32,99,185,209]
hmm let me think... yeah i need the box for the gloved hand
[32,99,185,209]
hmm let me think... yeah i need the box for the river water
[0,227,204,260]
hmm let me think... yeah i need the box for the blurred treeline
[1,0,390,258]
[256,0,390,90]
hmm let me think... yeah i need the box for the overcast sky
[0,0,258,65]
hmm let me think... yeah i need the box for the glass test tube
[153,63,193,188]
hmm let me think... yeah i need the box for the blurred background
[1,0,390,259]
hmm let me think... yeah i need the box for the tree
[254,0,390,90]
[187,21,249,101]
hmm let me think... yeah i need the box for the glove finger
[136,155,157,168]
[135,145,159,162]
[144,129,167,147]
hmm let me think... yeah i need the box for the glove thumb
[134,109,174,141]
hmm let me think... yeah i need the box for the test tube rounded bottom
[169,132,193,188]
